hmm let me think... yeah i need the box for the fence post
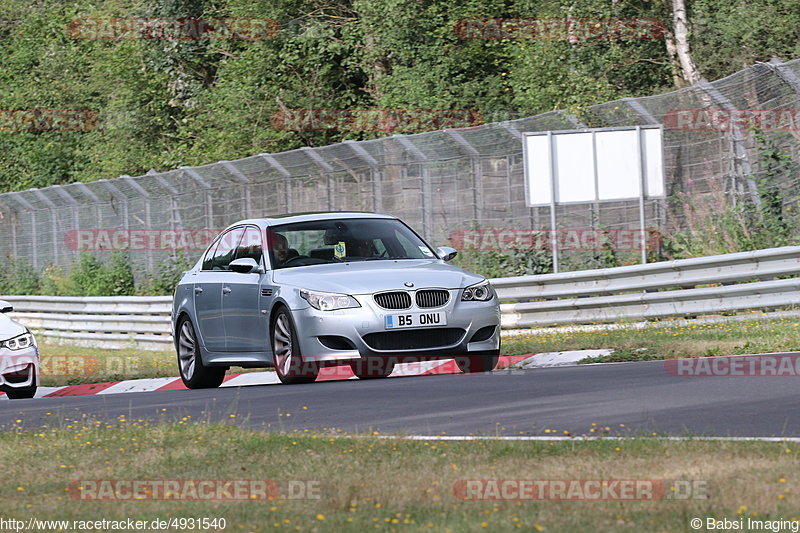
[259,154,293,213]
[302,147,336,211]
[394,134,432,240]
[180,167,214,230]
[121,176,153,271]
[221,161,253,218]
[345,140,383,213]
[697,78,762,210]
[31,189,59,266]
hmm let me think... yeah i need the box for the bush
[137,252,193,296]
[49,253,135,297]
[0,257,40,295]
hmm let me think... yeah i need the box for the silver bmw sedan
[172,212,500,387]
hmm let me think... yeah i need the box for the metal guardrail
[3,246,800,349]
[3,295,173,350]
[493,246,800,328]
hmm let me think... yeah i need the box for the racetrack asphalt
[1,357,799,437]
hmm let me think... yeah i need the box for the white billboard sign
[522,125,664,272]
[523,126,664,206]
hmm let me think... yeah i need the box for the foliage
[1,253,135,296]
[454,248,552,278]
[663,133,800,258]
[690,0,800,79]
[0,0,678,190]
[3,1,800,285]
[137,252,194,295]
[0,257,40,294]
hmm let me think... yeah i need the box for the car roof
[229,211,397,229]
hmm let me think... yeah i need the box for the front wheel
[455,350,499,374]
[176,316,225,389]
[272,308,319,384]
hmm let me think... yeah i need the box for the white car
[0,300,39,399]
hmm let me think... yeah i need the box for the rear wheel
[4,386,36,399]
[455,350,499,374]
[350,357,396,379]
[176,316,225,389]
[272,308,319,384]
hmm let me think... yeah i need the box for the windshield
[266,218,437,269]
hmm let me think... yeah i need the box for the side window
[234,226,263,263]
[211,227,245,271]
[202,239,219,271]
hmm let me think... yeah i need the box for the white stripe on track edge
[375,435,800,442]
[97,377,181,394]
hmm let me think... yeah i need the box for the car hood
[0,313,27,341]
[271,260,485,294]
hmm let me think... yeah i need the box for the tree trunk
[670,0,701,85]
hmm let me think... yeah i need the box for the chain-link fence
[2,57,800,280]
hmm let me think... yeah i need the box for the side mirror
[0,300,12,313]
[229,258,263,274]
[436,246,458,262]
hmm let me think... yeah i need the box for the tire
[176,316,225,389]
[454,350,500,374]
[4,386,36,399]
[272,308,318,384]
[350,357,396,379]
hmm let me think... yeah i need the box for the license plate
[385,311,447,329]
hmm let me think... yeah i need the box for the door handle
[194,287,203,294]
[222,287,232,295]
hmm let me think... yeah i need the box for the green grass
[36,342,274,387]
[36,342,177,387]
[501,315,800,364]
[2,422,799,532]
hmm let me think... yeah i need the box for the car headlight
[1,332,35,350]
[300,289,361,311]
[461,280,493,302]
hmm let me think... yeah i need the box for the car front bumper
[291,290,500,364]
[0,346,40,391]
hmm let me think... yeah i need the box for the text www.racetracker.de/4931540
[0,517,227,532]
